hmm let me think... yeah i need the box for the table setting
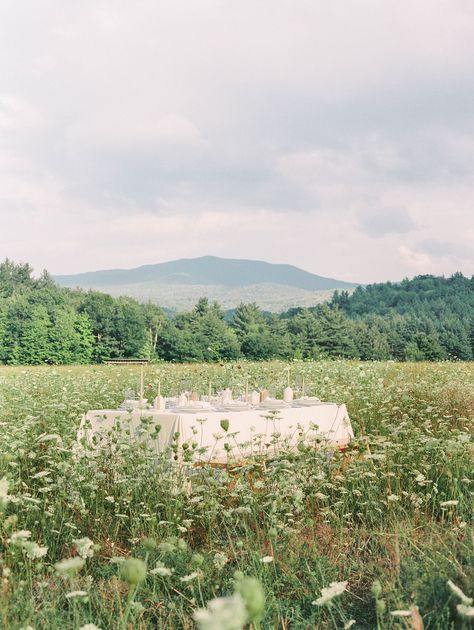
[76,371,354,464]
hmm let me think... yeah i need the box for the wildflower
[66,590,88,599]
[0,478,9,507]
[390,610,412,617]
[213,552,228,570]
[73,537,95,559]
[158,541,176,553]
[387,494,399,502]
[260,556,273,564]
[194,593,248,630]
[313,581,348,606]
[447,580,473,605]
[235,576,265,623]
[79,625,102,630]
[120,558,147,585]
[440,500,459,507]
[457,604,474,618]
[22,542,48,560]
[344,621,356,629]
[9,531,32,544]
[180,571,201,583]
[32,471,51,479]
[150,562,173,577]
[55,557,85,576]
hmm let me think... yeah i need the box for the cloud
[0,0,473,282]
[357,207,416,238]
[0,94,44,129]
[416,239,473,261]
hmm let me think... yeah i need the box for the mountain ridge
[54,256,360,312]
[55,255,358,290]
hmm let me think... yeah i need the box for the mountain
[54,256,359,312]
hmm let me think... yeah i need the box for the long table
[76,403,354,464]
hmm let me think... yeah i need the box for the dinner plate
[259,400,287,409]
[172,406,214,413]
[218,404,252,412]
[293,397,321,406]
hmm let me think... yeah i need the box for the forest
[0,259,472,364]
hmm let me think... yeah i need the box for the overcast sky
[0,0,473,283]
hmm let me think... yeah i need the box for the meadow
[0,360,473,629]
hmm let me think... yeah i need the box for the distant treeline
[0,259,473,364]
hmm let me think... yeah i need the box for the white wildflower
[80,625,102,630]
[180,571,201,583]
[313,581,348,606]
[66,590,88,599]
[0,478,9,507]
[32,471,51,479]
[194,593,248,630]
[23,542,48,560]
[440,500,459,507]
[447,580,473,605]
[9,530,32,544]
[55,556,85,575]
[213,552,228,570]
[150,562,173,577]
[457,604,474,618]
[260,556,274,564]
[344,621,356,629]
[73,537,95,558]
[387,494,399,502]
[390,610,412,617]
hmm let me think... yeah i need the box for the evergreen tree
[315,305,357,358]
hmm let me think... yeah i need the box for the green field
[1,361,473,629]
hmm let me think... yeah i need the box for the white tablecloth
[77,403,353,464]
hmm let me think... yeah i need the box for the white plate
[293,397,321,406]
[172,406,214,413]
[259,400,287,409]
[218,405,252,412]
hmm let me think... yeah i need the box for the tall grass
[0,361,473,628]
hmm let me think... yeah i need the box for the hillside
[329,273,474,318]
[1,260,472,363]
[54,256,358,312]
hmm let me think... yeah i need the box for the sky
[0,0,473,283]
